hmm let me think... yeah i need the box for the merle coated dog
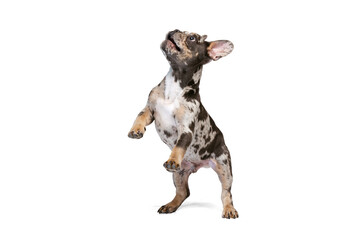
[128,29,238,218]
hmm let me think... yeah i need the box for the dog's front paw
[163,158,180,172]
[222,205,239,219]
[128,125,145,139]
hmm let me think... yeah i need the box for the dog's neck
[166,65,203,90]
[164,66,202,101]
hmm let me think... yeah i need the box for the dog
[128,29,238,219]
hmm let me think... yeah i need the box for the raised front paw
[128,126,145,139]
[163,159,180,172]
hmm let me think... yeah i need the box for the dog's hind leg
[158,169,191,214]
[211,151,238,219]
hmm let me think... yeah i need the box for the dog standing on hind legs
[128,29,238,219]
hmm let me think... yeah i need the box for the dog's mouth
[167,35,181,52]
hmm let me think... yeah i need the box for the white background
[1,0,359,239]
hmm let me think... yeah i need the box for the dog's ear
[199,35,207,43]
[207,40,234,61]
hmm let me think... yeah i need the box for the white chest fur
[164,69,182,101]
[155,69,182,129]
[154,69,183,148]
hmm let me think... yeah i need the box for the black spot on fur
[193,144,200,153]
[204,135,211,143]
[187,80,195,86]
[178,169,185,177]
[200,152,211,160]
[194,133,199,141]
[163,130,172,137]
[189,121,195,132]
[183,89,199,103]
[198,103,208,121]
[176,132,193,149]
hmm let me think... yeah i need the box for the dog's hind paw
[222,206,239,219]
[158,204,178,214]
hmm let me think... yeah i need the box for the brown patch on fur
[169,146,186,165]
[175,105,186,120]
[148,80,165,103]
[128,106,154,139]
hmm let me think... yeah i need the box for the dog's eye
[189,36,196,41]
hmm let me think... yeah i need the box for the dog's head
[161,29,234,68]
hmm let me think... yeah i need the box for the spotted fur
[128,30,238,219]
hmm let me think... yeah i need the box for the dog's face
[161,29,234,68]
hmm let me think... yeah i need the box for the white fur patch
[154,68,184,148]
[156,68,182,130]
[192,68,202,84]
[164,68,182,101]
[155,98,178,129]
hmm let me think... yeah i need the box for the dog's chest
[154,71,182,148]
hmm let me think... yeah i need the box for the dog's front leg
[163,106,194,172]
[128,106,154,139]
[163,131,192,172]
